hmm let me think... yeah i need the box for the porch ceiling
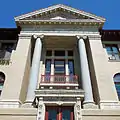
[43,36,77,48]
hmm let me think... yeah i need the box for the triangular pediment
[15,4,105,23]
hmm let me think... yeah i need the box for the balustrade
[41,75,78,84]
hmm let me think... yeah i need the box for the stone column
[25,35,43,105]
[77,36,96,108]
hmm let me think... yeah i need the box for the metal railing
[41,75,78,84]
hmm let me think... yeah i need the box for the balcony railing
[41,75,78,84]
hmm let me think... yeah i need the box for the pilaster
[0,35,31,108]
[74,98,82,120]
[37,98,45,120]
[88,35,120,109]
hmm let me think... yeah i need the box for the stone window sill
[108,59,120,62]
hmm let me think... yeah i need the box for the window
[105,44,120,60]
[45,50,74,76]
[113,73,120,100]
[44,50,75,83]
[0,43,14,59]
[0,72,5,95]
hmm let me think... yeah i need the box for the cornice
[16,20,104,27]
[87,34,101,40]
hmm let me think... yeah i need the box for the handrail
[41,75,78,84]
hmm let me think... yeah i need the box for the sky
[0,0,119,29]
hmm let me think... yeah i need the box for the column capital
[32,34,44,39]
[76,35,88,40]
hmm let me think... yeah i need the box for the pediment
[15,4,105,23]
[15,4,105,28]
[19,10,96,21]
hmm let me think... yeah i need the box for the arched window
[0,72,5,95]
[113,73,120,100]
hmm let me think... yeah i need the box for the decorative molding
[74,99,82,120]
[99,101,120,109]
[0,100,22,108]
[88,34,101,40]
[37,98,45,120]
[20,31,100,36]
[35,89,84,98]
[0,59,11,65]
[18,34,32,39]
[76,35,88,40]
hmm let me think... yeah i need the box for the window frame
[0,72,5,95]
[44,49,74,76]
[45,106,74,120]
[113,73,120,100]
[105,44,120,61]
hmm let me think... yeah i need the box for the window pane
[45,60,51,81]
[114,74,120,99]
[0,83,3,89]
[1,43,14,52]
[112,47,119,53]
[55,60,64,65]
[55,51,65,56]
[48,109,57,120]
[62,109,71,120]
[55,67,65,72]
[46,50,52,56]
[114,54,120,60]
[54,60,65,74]
[68,50,73,56]
[106,47,112,54]
[45,60,51,74]
[114,74,120,82]
[115,84,120,90]
[68,60,74,75]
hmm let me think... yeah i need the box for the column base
[0,100,21,108]
[21,102,34,108]
[83,101,98,109]
[100,101,120,109]
[21,99,35,108]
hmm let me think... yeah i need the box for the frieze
[21,25,99,32]
[43,97,76,102]
[35,89,84,96]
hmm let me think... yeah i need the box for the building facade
[0,4,120,120]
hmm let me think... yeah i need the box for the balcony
[40,75,79,89]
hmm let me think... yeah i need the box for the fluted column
[77,36,95,107]
[26,35,43,104]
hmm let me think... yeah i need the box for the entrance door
[45,106,74,120]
